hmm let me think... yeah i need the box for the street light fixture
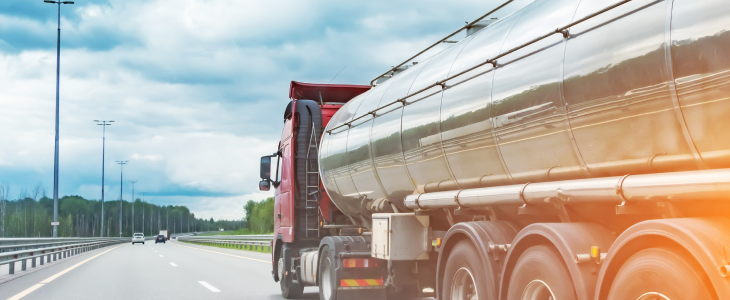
[116,160,128,237]
[44,0,74,238]
[94,120,113,236]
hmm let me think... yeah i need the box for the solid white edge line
[198,281,221,293]
[7,244,125,300]
[6,284,43,300]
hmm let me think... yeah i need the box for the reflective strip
[340,278,383,287]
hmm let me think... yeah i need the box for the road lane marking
[7,244,125,300]
[7,284,43,300]
[170,242,268,263]
[159,255,164,257]
[170,262,177,267]
[199,281,221,293]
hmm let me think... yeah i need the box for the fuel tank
[319,0,730,219]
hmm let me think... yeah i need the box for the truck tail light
[343,258,378,268]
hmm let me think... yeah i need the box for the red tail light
[343,258,378,268]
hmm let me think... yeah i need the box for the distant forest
[242,197,274,234]
[0,183,244,238]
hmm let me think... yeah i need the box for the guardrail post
[32,257,36,268]
[53,252,57,261]
[21,259,26,271]
[9,262,14,274]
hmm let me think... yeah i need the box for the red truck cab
[259,81,369,295]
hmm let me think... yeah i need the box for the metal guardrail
[0,237,128,275]
[177,235,274,251]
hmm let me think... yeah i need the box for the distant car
[132,233,145,245]
[155,235,166,244]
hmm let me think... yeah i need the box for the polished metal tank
[319,0,730,219]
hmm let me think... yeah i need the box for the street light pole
[129,180,137,233]
[141,192,146,235]
[94,120,113,236]
[44,0,74,238]
[115,160,128,237]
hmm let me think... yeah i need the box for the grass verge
[198,228,274,236]
[180,240,271,253]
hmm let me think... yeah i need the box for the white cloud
[1,0,531,218]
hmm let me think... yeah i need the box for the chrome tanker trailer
[261,0,730,299]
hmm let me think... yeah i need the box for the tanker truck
[259,0,730,299]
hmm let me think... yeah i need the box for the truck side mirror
[260,156,272,180]
[259,180,271,191]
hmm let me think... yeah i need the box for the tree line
[243,197,274,234]
[0,183,244,237]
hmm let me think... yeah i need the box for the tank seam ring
[615,174,630,202]
[415,193,423,210]
[519,182,530,204]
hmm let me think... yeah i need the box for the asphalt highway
[0,240,319,300]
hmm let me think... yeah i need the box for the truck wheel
[279,257,304,299]
[319,246,336,300]
[441,240,488,300]
[607,246,714,300]
[506,244,575,300]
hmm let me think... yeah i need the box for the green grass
[181,240,271,253]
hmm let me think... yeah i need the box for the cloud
[0,0,533,219]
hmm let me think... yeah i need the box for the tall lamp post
[129,180,137,233]
[94,120,113,236]
[115,160,128,237]
[141,198,145,236]
[44,0,74,238]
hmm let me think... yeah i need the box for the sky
[0,0,532,220]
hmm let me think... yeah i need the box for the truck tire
[279,257,304,299]
[506,244,575,300]
[441,240,488,300]
[607,246,714,300]
[319,246,336,300]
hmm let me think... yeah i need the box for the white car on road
[131,233,145,245]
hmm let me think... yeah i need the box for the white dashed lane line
[170,262,177,267]
[198,281,221,293]
[159,255,164,257]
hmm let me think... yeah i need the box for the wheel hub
[522,279,556,300]
[637,292,670,300]
[451,267,478,300]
